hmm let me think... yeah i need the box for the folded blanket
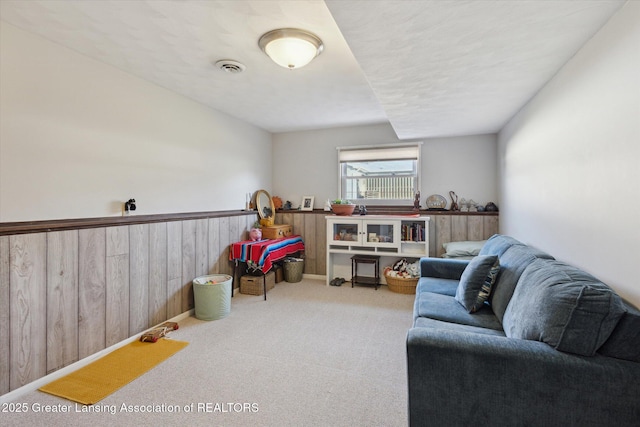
[230,235,305,273]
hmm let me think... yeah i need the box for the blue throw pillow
[455,255,500,313]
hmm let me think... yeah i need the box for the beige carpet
[3,278,414,427]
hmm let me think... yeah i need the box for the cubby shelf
[325,215,430,285]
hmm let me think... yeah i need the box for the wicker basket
[384,272,418,294]
[240,271,275,296]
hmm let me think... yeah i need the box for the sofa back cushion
[489,244,554,323]
[598,302,640,362]
[502,259,626,356]
[478,234,523,257]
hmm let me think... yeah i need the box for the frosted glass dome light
[259,28,323,69]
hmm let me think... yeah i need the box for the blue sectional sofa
[407,234,640,427]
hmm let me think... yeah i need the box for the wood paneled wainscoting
[0,211,257,395]
[275,211,327,277]
[430,212,499,257]
[275,210,499,267]
[0,209,497,395]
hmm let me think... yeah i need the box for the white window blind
[338,145,420,162]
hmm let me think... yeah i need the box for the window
[338,144,421,203]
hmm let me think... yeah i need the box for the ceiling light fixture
[258,28,323,70]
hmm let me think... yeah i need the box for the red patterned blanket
[229,235,305,273]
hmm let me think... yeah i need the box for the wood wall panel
[105,227,130,347]
[181,220,196,312]
[224,218,234,275]
[105,254,129,347]
[148,222,167,327]
[227,216,240,277]
[435,216,451,257]
[9,233,47,390]
[278,212,294,229]
[46,230,79,373]
[303,215,317,274]
[78,228,106,359]
[166,222,183,318]
[0,236,9,394]
[428,218,437,257]
[467,216,484,241]
[208,218,221,275]
[293,214,304,237]
[218,217,230,276]
[451,216,467,242]
[195,219,209,278]
[315,214,327,275]
[228,217,240,245]
[238,215,248,242]
[484,216,499,238]
[129,224,150,335]
[106,225,129,256]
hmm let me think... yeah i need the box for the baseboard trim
[0,310,194,404]
[303,274,326,281]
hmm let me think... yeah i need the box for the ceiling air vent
[215,60,246,74]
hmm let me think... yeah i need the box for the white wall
[272,123,498,210]
[498,1,639,305]
[0,21,271,222]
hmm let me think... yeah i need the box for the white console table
[325,215,430,285]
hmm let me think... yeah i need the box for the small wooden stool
[351,254,381,290]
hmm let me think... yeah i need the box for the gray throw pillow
[503,259,626,356]
[442,240,486,258]
[455,255,500,313]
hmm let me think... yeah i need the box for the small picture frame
[301,196,314,211]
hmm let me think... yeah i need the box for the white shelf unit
[325,215,430,285]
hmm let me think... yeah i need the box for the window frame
[337,143,422,205]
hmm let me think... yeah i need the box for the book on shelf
[401,223,426,242]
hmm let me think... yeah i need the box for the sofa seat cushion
[416,277,459,297]
[413,316,506,337]
[414,291,503,331]
[503,259,626,356]
[455,255,500,312]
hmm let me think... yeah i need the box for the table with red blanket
[229,235,305,299]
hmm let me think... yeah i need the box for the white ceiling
[0,0,626,139]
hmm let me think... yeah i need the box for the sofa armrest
[420,257,469,280]
[406,327,640,427]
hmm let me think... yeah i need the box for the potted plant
[330,199,356,216]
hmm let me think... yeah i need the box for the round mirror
[255,189,275,220]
